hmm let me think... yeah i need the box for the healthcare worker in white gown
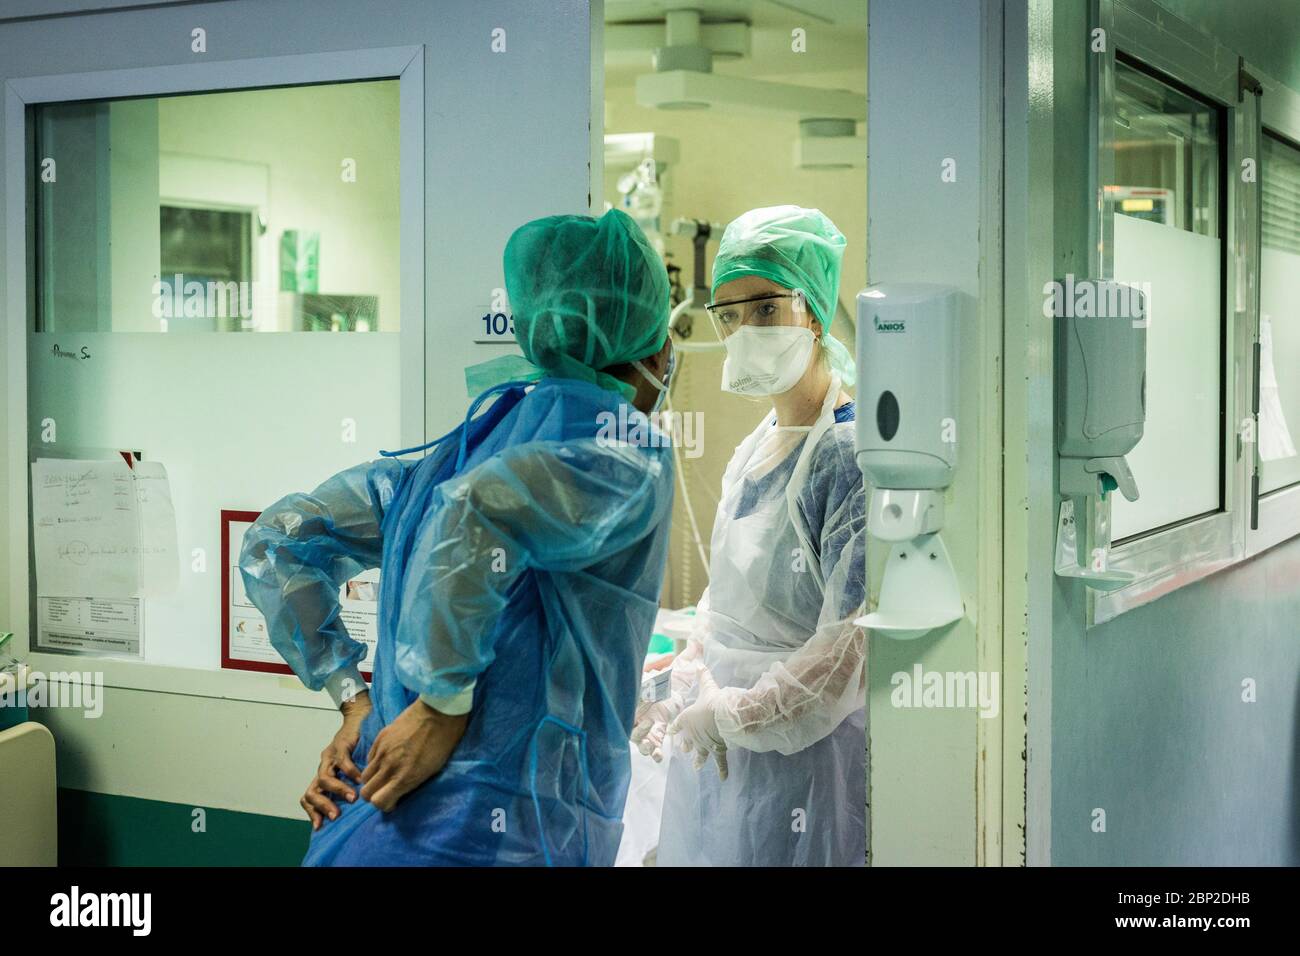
[633,206,868,866]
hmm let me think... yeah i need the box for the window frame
[1246,66,1300,557]
[1085,0,1251,625]
[4,45,426,708]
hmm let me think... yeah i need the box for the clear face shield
[704,289,815,340]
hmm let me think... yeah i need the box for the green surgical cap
[711,205,855,386]
[479,208,669,401]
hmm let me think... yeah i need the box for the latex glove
[669,668,729,780]
[631,692,686,762]
[630,643,704,761]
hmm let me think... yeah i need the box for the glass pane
[1259,132,1300,495]
[1110,215,1221,538]
[33,80,399,332]
[1108,60,1224,540]
[1110,59,1220,238]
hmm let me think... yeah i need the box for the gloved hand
[630,640,706,761]
[668,668,729,780]
[631,692,686,762]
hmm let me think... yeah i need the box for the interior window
[32,80,399,333]
[1108,58,1224,540]
[1258,131,1300,494]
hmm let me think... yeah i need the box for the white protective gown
[657,378,869,866]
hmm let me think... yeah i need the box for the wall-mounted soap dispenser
[853,283,965,640]
[1052,277,1147,590]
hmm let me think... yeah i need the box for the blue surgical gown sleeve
[392,436,673,705]
[239,458,407,707]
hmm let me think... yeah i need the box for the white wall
[866,0,1001,865]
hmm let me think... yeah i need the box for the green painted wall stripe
[58,789,310,867]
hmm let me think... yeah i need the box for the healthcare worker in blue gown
[239,209,677,866]
[632,206,869,866]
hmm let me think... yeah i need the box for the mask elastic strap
[631,359,668,394]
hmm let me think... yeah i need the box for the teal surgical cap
[466,208,671,400]
[711,205,855,385]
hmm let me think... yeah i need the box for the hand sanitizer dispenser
[853,283,965,640]
[1056,278,1146,501]
[1051,277,1147,590]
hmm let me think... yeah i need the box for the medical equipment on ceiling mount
[605,3,865,170]
[603,133,694,316]
[853,283,965,640]
[1053,278,1147,591]
[618,158,667,257]
[666,217,722,346]
[605,132,681,257]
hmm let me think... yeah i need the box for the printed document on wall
[31,457,179,599]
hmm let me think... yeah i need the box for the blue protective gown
[239,378,675,866]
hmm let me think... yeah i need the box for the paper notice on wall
[1259,316,1297,463]
[338,567,380,670]
[227,557,277,665]
[37,595,143,657]
[31,458,179,599]
[132,461,180,595]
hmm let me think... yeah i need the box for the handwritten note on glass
[31,458,179,598]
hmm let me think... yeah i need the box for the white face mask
[721,326,816,396]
